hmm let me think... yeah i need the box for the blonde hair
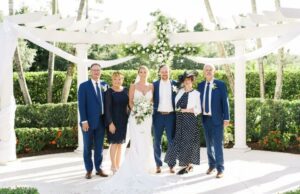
[112,71,124,79]
[138,65,149,74]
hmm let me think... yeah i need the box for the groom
[78,63,108,179]
[153,65,177,173]
[198,64,230,178]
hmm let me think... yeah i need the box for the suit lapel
[89,79,100,103]
[156,80,160,103]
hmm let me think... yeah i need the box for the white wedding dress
[95,90,171,194]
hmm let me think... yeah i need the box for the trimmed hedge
[0,187,39,194]
[14,70,300,104]
[15,102,77,128]
[16,127,78,154]
[15,99,300,145]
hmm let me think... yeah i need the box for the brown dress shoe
[96,169,108,177]
[169,167,175,174]
[206,168,216,175]
[85,171,92,179]
[156,167,161,174]
[216,172,224,178]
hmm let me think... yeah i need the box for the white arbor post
[233,41,250,150]
[75,44,89,153]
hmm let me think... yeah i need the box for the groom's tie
[205,82,210,114]
[96,82,103,115]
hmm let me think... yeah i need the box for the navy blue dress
[105,88,129,144]
[165,91,200,167]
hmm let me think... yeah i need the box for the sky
[1,0,300,54]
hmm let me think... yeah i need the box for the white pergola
[1,8,300,164]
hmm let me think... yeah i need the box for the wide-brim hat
[178,70,198,83]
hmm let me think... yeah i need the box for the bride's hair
[135,65,149,84]
[138,65,149,74]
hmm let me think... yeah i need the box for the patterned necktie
[205,82,210,113]
[96,82,103,114]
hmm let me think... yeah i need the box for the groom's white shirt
[175,89,202,116]
[158,80,173,112]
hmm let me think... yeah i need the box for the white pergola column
[233,41,250,150]
[75,44,89,153]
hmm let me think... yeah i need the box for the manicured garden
[14,70,300,156]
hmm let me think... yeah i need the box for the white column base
[0,130,16,164]
[232,145,251,152]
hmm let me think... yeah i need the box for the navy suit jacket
[197,79,230,125]
[153,79,177,114]
[78,79,108,130]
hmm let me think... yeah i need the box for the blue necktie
[96,82,103,115]
[205,82,210,113]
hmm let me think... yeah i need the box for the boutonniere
[212,83,218,90]
[101,85,108,92]
[172,85,178,93]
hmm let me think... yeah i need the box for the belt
[158,111,173,115]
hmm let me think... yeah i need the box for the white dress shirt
[91,79,104,115]
[157,80,174,112]
[202,79,214,116]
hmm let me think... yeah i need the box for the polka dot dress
[164,90,200,167]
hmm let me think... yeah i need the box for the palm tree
[47,0,58,103]
[274,0,285,100]
[251,0,265,100]
[9,0,32,104]
[61,0,86,103]
[76,0,86,21]
[203,0,235,94]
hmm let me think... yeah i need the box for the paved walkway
[0,148,299,194]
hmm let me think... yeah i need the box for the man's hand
[109,123,116,134]
[224,120,230,128]
[82,122,89,132]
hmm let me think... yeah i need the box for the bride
[95,65,171,194]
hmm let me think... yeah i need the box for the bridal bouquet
[132,96,153,125]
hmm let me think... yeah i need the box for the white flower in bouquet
[132,96,153,129]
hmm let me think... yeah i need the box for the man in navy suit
[153,65,177,174]
[78,63,108,179]
[198,64,230,178]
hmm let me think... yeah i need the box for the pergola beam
[169,22,300,44]
[5,12,47,24]
[16,25,155,45]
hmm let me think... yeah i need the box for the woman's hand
[181,108,194,113]
[109,123,116,134]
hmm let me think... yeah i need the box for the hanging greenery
[123,12,201,67]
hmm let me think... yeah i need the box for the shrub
[15,102,77,128]
[16,127,77,154]
[259,130,291,151]
[14,70,300,104]
[0,187,39,194]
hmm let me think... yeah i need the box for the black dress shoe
[85,171,92,179]
[177,167,189,175]
[96,169,108,177]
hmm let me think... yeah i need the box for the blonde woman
[105,72,129,174]
[96,66,167,193]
